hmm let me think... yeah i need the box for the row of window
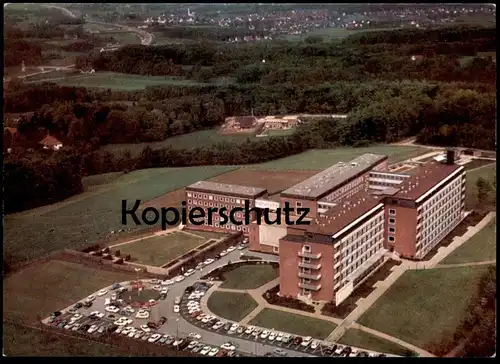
[188,200,254,211]
[323,175,365,202]
[187,192,246,205]
[370,172,407,181]
[418,209,461,252]
[420,176,462,213]
[199,221,249,232]
[339,213,384,247]
[340,242,383,279]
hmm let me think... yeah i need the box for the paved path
[433,260,496,269]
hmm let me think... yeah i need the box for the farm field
[3,259,140,323]
[220,264,279,290]
[250,146,430,170]
[357,265,493,351]
[4,166,235,266]
[441,218,496,264]
[338,329,416,357]
[207,292,258,322]
[464,164,496,209]
[208,168,318,195]
[40,72,210,90]
[249,308,337,340]
[102,129,260,157]
[112,232,206,266]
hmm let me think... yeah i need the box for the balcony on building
[298,272,322,280]
[298,250,322,259]
[298,282,322,291]
[298,261,322,270]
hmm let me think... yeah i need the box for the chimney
[446,149,455,165]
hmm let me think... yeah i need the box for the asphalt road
[46,249,314,357]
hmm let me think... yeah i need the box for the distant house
[258,115,299,129]
[39,135,63,151]
[411,55,425,62]
[224,116,257,130]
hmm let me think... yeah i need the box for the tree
[476,177,492,204]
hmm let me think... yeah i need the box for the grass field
[251,146,430,170]
[220,264,279,290]
[102,129,260,156]
[3,321,139,357]
[185,230,229,241]
[249,309,337,339]
[113,232,205,266]
[463,159,495,171]
[3,259,139,323]
[357,265,493,350]
[464,164,496,209]
[339,329,417,357]
[441,218,496,264]
[267,128,297,137]
[4,166,236,265]
[207,292,258,322]
[38,72,209,90]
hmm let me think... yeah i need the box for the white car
[175,275,185,282]
[208,348,219,357]
[226,246,236,252]
[114,317,133,326]
[188,332,202,340]
[87,325,99,334]
[184,268,195,277]
[229,323,239,332]
[244,326,254,335]
[148,333,162,343]
[134,331,144,339]
[197,314,207,321]
[237,244,247,250]
[111,293,117,300]
[200,346,211,355]
[97,289,107,296]
[71,313,83,321]
[310,340,320,350]
[203,258,214,265]
[136,310,150,319]
[86,295,96,301]
[115,326,124,334]
[201,316,212,324]
[276,333,284,342]
[219,250,228,257]
[91,311,105,318]
[160,288,168,295]
[121,326,134,335]
[260,330,270,339]
[173,338,184,347]
[212,322,224,330]
[128,329,137,338]
[221,342,236,351]
[268,332,277,341]
[140,325,151,333]
[195,262,205,270]
[105,306,120,313]
[173,305,180,313]
[124,306,135,313]
[161,279,174,286]
[301,336,313,347]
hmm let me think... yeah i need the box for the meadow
[358,265,493,351]
[283,26,400,41]
[37,72,209,90]
[250,145,430,170]
[4,166,236,265]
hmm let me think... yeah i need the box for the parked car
[200,346,212,355]
[301,336,313,347]
[274,348,287,356]
[184,269,195,277]
[111,283,121,290]
[192,344,204,353]
[293,336,303,345]
[208,348,219,357]
[174,296,182,305]
[268,332,277,341]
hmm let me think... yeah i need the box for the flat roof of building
[186,181,267,198]
[281,154,387,200]
[390,161,464,201]
[307,189,384,237]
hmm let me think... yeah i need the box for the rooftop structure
[186,181,267,199]
[281,154,387,200]
[307,190,384,237]
[391,161,464,202]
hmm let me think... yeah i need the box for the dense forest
[3,24,496,213]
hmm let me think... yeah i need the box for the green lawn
[358,265,493,350]
[185,230,228,241]
[207,292,258,322]
[220,264,279,290]
[283,26,400,41]
[3,259,139,323]
[441,218,496,264]
[115,232,205,266]
[4,166,236,265]
[249,309,337,339]
[251,146,430,170]
[36,72,210,90]
[464,164,496,209]
[339,329,417,357]
[463,159,495,171]
[102,129,260,157]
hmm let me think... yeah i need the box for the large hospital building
[184,150,466,304]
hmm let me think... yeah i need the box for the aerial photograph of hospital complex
[3,2,496,358]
